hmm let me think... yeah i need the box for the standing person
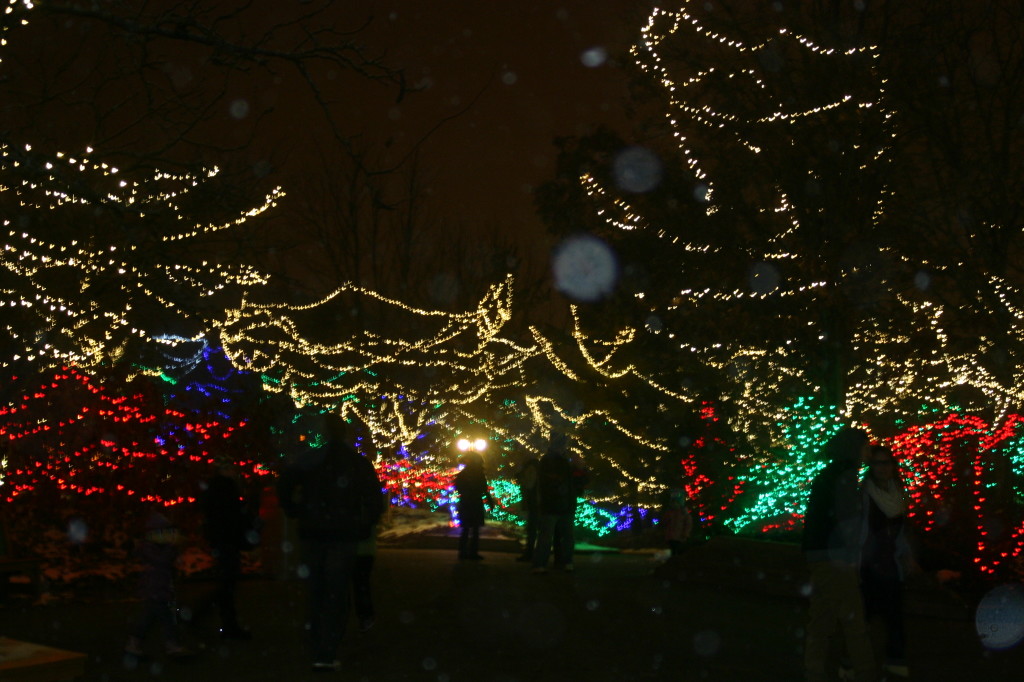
[515,454,540,562]
[453,451,495,560]
[565,449,590,565]
[802,426,876,682]
[861,445,915,679]
[188,463,253,640]
[660,487,693,557]
[124,511,190,659]
[532,433,577,574]
[353,516,382,633]
[277,414,384,673]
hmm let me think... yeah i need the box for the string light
[2,0,1021,580]
[0,366,255,505]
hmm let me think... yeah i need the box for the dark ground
[1,533,1021,682]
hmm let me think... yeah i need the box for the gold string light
[1,144,280,371]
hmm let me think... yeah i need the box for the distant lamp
[456,437,487,453]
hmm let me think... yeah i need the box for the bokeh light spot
[581,47,608,67]
[749,262,781,295]
[229,99,250,120]
[976,583,1024,650]
[613,146,663,193]
[693,629,722,657]
[552,235,619,302]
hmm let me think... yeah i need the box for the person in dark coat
[660,487,693,556]
[353,520,380,632]
[453,451,495,560]
[802,426,876,682]
[124,511,190,658]
[861,445,916,679]
[515,455,540,562]
[532,433,579,573]
[187,464,254,640]
[277,413,384,673]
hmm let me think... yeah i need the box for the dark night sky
[284,1,646,272]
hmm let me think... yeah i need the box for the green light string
[725,396,843,533]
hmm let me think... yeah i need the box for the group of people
[454,431,589,572]
[128,422,593,672]
[124,462,259,660]
[802,426,917,682]
[125,413,384,674]
[275,414,385,672]
[124,419,918,678]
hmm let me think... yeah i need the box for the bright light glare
[457,438,471,452]
[473,439,487,452]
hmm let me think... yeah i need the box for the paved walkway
[1,537,1021,681]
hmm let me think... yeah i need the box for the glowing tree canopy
[0,145,279,372]
[536,0,1024,453]
[0,365,257,505]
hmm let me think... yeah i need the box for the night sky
[330,1,639,235]
[279,1,645,289]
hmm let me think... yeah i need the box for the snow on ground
[377,507,455,540]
